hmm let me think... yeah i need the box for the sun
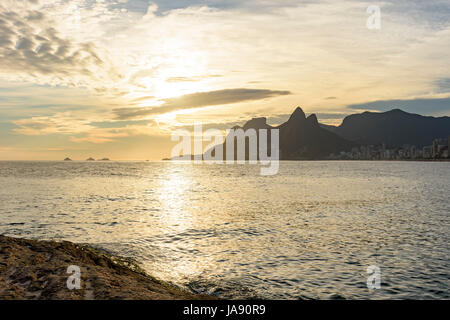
[155,112,177,123]
[131,38,213,101]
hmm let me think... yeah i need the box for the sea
[0,161,449,299]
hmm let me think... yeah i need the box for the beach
[0,235,213,300]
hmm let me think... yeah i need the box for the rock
[0,235,215,300]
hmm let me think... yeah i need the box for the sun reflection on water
[153,163,211,281]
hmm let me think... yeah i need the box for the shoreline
[0,235,215,300]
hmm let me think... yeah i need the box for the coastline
[0,235,215,300]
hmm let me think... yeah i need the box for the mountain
[173,107,450,161]
[242,117,273,131]
[328,109,450,147]
[277,107,354,159]
[319,123,338,133]
[203,107,354,160]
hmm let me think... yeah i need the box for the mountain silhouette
[171,107,450,161]
[326,109,450,147]
[277,107,354,159]
[203,107,354,160]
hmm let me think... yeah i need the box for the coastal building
[432,139,439,158]
[329,136,449,160]
[423,146,432,159]
[448,137,450,158]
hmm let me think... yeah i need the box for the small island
[86,157,95,161]
[63,157,72,161]
[98,158,110,161]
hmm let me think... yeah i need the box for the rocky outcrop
[0,235,214,300]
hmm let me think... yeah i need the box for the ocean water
[0,161,449,299]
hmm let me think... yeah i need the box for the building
[442,149,449,159]
[410,145,416,159]
[423,146,432,159]
[448,136,450,158]
[329,136,450,160]
[432,139,439,158]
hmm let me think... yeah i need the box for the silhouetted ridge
[243,117,272,130]
[179,107,450,161]
[386,108,408,115]
[334,108,450,147]
[203,107,354,160]
[306,114,318,126]
[278,108,354,159]
[288,106,306,123]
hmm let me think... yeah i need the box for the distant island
[168,107,450,161]
[63,157,111,161]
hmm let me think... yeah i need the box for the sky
[0,0,449,160]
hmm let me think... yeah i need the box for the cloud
[13,113,94,136]
[148,0,316,14]
[114,88,291,119]
[12,111,160,143]
[266,112,349,125]
[170,121,244,133]
[166,75,223,82]
[89,120,152,129]
[346,97,450,115]
[69,123,163,143]
[0,1,122,88]
[69,128,132,144]
[3,0,450,109]
[434,78,450,94]
[132,96,156,102]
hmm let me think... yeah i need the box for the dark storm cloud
[114,88,291,119]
